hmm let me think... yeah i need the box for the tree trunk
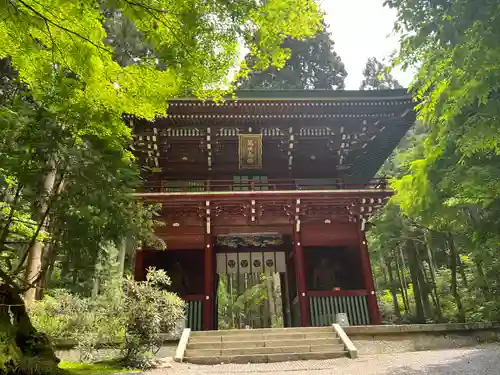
[379,254,389,285]
[91,259,101,298]
[406,241,425,323]
[456,252,468,288]
[0,183,23,250]
[60,253,71,282]
[424,230,443,320]
[386,257,401,318]
[414,242,432,320]
[447,234,466,322]
[396,246,410,313]
[265,274,277,327]
[36,241,58,301]
[24,163,57,302]
[35,231,60,300]
[0,284,60,373]
[91,277,100,299]
[128,246,136,275]
[273,272,283,326]
[416,263,432,320]
[420,260,441,321]
[474,257,491,299]
[117,238,128,279]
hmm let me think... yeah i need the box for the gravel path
[147,344,500,375]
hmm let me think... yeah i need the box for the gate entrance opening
[215,234,288,330]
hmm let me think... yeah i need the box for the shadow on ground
[386,347,499,375]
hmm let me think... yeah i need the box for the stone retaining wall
[53,326,182,362]
[55,323,500,360]
[55,342,178,363]
[343,323,500,355]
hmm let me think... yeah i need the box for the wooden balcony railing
[140,178,389,194]
[182,295,203,331]
[308,290,370,326]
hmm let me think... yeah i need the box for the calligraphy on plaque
[238,133,262,170]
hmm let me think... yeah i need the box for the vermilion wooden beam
[293,199,310,327]
[203,231,214,331]
[134,250,145,281]
[181,294,204,301]
[293,229,310,327]
[357,219,382,325]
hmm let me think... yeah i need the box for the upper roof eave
[169,89,413,102]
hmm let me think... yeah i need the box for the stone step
[186,344,345,357]
[187,337,343,350]
[189,332,337,343]
[190,326,335,337]
[184,350,347,365]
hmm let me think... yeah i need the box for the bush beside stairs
[176,326,355,364]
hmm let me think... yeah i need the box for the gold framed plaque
[238,133,262,170]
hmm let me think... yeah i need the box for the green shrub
[378,294,396,324]
[121,268,185,370]
[29,288,126,362]
[28,269,185,369]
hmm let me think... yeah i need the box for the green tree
[238,21,347,90]
[385,0,500,177]
[0,0,323,295]
[0,1,324,371]
[359,57,402,90]
[367,0,500,325]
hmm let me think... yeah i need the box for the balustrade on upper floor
[139,177,389,194]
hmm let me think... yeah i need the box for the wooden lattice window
[232,175,268,191]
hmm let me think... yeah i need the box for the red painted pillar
[357,219,382,325]
[293,230,310,326]
[293,198,310,326]
[203,233,214,330]
[134,249,145,281]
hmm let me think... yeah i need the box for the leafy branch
[8,0,112,54]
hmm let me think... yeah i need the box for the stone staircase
[179,326,352,364]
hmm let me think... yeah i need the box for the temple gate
[131,89,415,330]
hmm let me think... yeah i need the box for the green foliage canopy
[365,2,500,323]
[1,0,323,122]
[385,0,500,214]
[0,0,323,293]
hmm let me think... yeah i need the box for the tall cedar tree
[238,22,347,90]
[360,57,403,90]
